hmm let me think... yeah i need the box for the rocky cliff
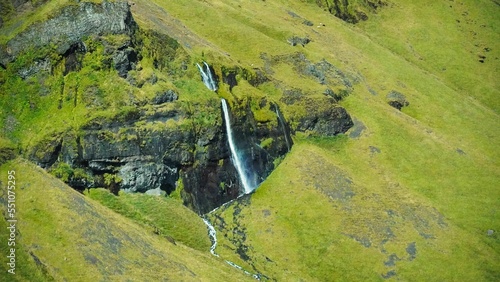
[1,1,353,214]
[0,1,136,66]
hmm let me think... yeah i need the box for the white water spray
[221,99,254,194]
[196,62,218,91]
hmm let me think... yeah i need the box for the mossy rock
[0,137,16,165]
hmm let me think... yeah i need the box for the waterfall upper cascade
[196,62,218,91]
[221,99,255,194]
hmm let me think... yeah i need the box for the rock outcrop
[281,92,354,136]
[386,90,409,110]
[315,0,387,24]
[28,96,294,214]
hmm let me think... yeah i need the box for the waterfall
[275,107,291,152]
[202,216,263,279]
[196,62,218,91]
[221,99,254,194]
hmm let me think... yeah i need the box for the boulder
[287,36,310,47]
[282,94,354,136]
[386,90,409,110]
[297,105,353,136]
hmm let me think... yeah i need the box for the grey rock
[303,58,354,90]
[18,58,51,79]
[302,20,314,26]
[28,135,62,168]
[369,146,381,154]
[1,1,136,65]
[348,118,366,139]
[382,270,396,279]
[113,47,138,78]
[119,161,177,193]
[287,36,310,47]
[145,188,166,196]
[152,90,178,105]
[297,105,353,136]
[384,253,400,267]
[386,90,409,110]
[11,0,30,10]
[323,88,349,102]
[287,11,301,18]
[406,242,417,261]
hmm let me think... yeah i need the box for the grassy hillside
[126,0,498,280]
[210,142,498,280]
[0,0,498,280]
[0,159,250,281]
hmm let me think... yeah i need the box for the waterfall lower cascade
[221,99,255,194]
[202,216,262,280]
[196,62,218,91]
[202,218,219,257]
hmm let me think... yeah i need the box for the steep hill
[0,0,499,281]
[0,159,251,281]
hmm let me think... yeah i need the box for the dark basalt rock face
[297,104,353,136]
[30,98,293,214]
[281,90,354,136]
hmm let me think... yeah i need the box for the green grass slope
[85,188,211,252]
[123,0,499,280]
[210,143,498,281]
[0,0,498,280]
[0,159,251,281]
